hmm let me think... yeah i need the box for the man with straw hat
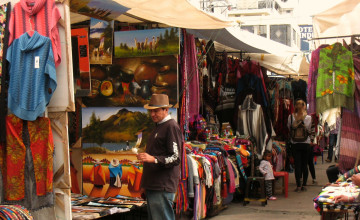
[137,94,183,220]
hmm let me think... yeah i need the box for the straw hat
[111,159,120,167]
[144,94,172,109]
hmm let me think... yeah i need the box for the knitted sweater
[8,0,61,67]
[316,43,355,114]
[6,31,57,121]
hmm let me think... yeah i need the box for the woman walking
[288,98,312,192]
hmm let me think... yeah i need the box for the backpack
[291,118,309,142]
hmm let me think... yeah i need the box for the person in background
[137,94,183,220]
[259,150,277,200]
[288,98,312,192]
[326,116,340,163]
[307,113,317,185]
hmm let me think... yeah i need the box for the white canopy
[70,0,232,29]
[313,0,360,38]
[188,27,301,54]
[188,27,305,76]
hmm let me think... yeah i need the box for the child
[259,150,277,200]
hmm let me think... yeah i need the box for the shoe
[325,159,331,163]
[268,196,277,200]
[294,187,301,192]
[301,186,307,191]
[313,179,318,185]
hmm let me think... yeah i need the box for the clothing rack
[215,51,247,60]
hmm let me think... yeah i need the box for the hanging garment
[316,43,355,114]
[237,95,271,156]
[6,31,56,121]
[3,114,54,211]
[8,0,61,67]
[339,51,360,173]
[182,31,200,121]
[308,44,329,114]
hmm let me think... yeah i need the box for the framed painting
[114,28,179,58]
[89,18,113,65]
[70,0,129,21]
[82,55,178,107]
[82,107,177,198]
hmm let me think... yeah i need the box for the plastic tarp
[313,0,360,37]
[70,0,232,29]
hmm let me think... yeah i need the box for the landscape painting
[114,28,179,58]
[82,107,177,198]
[70,0,129,21]
[89,18,113,65]
[82,56,178,107]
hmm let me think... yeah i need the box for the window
[241,25,254,33]
[270,24,291,46]
[258,25,267,38]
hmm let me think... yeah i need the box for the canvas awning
[313,0,360,37]
[187,27,306,76]
[70,0,232,29]
[187,27,301,54]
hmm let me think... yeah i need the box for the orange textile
[90,164,106,186]
[4,114,54,201]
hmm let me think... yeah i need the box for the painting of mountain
[89,18,113,64]
[81,106,177,198]
[70,0,129,21]
[82,107,177,152]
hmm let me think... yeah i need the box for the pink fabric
[9,0,61,67]
[226,159,236,193]
[182,32,200,120]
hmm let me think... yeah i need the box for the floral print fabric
[3,114,54,201]
[316,43,355,114]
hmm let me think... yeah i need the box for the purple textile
[308,44,329,114]
[182,32,200,120]
[339,55,360,173]
[226,159,236,193]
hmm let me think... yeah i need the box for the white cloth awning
[70,0,232,29]
[313,0,360,37]
[187,27,301,54]
[187,27,306,76]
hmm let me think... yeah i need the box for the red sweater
[9,0,61,67]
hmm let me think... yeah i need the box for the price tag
[35,56,39,69]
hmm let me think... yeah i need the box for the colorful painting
[82,55,178,107]
[89,18,113,65]
[114,28,179,58]
[82,107,177,198]
[71,28,91,96]
[70,0,129,21]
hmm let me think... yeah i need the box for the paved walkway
[209,151,335,220]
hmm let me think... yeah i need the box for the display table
[315,202,360,220]
[313,182,360,220]
[71,194,147,220]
